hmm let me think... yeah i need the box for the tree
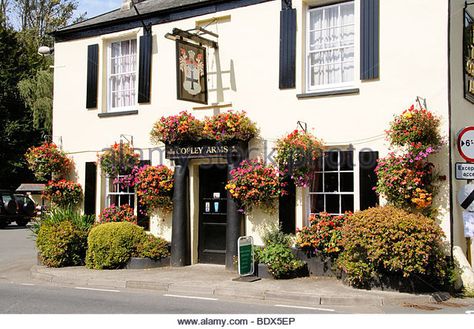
[0,23,41,189]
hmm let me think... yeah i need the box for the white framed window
[107,39,137,112]
[105,175,136,209]
[309,150,354,215]
[306,1,355,92]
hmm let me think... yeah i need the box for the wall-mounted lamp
[38,46,54,56]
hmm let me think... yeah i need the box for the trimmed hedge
[85,222,145,269]
[36,221,88,267]
[337,206,449,289]
[85,222,170,269]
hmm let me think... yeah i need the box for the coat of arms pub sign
[176,40,208,104]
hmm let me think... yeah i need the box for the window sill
[296,88,360,99]
[98,110,138,118]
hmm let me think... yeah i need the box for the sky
[77,0,122,19]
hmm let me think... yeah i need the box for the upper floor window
[107,39,137,112]
[306,1,355,92]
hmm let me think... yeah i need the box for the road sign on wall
[456,163,474,180]
[458,184,474,212]
[458,126,474,162]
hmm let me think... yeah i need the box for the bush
[31,207,95,236]
[296,212,349,259]
[85,222,147,269]
[337,206,449,288]
[36,220,88,267]
[258,243,305,279]
[136,235,170,261]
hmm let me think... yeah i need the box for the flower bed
[275,130,323,187]
[98,142,140,176]
[225,159,285,213]
[25,142,71,181]
[43,179,83,208]
[98,204,137,224]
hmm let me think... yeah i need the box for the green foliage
[136,235,170,261]
[36,220,88,267]
[85,222,147,270]
[18,69,53,132]
[337,206,449,288]
[258,243,305,279]
[261,225,292,246]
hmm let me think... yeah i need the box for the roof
[53,0,272,41]
[57,0,220,33]
[15,184,45,194]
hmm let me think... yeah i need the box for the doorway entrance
[198,165,228,264]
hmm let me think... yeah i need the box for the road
[0,225,473,316]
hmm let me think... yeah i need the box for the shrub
[36,220,88,267]
[136,235,170,261]
[85,222,146,269]
[43,179,83,208]
[225,159,285,213]
[337,206,449,288]
[296,212,349,259]
[202,111,258,142]
[261,225,293,246]
[150,111,203,144]
[98,142,140,176]
[98,204,137,224]
[275,129,323,187]
[258,243,306,279]
[25,142,71,181]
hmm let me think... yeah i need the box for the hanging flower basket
[25,142,72,181]
[43,179,83,208]
[275,130,323,187]
[225,159,286,213]
[98,142,140,177]
[150,110,259,145]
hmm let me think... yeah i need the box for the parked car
[0,190,36,228]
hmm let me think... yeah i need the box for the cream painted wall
[450,0,474,263]
[53,0,452,257]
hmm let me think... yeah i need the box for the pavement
[30,263,452,307]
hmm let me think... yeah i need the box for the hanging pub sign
[176,40,208,104]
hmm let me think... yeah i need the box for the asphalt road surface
[0,225,474,315]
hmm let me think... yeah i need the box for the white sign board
[456,163,474,180]
[463,211,474,238]
[458,127,474,162]
[458,184,474,212]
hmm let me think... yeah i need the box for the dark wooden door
[198,165,227,264]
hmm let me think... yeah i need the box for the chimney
[121,0,132,10]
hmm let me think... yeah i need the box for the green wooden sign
[238,236,254,276]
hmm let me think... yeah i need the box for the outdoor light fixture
[38,46,54,56]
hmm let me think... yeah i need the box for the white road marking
[466,310,474,314]
[20,283,35,286]
[164,294,218,301]
[74,287,120,293]
[274,304,335,312]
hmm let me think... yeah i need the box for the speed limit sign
[458,127,474,162]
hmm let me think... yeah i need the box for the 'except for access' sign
[456,163,474,180]
[458,126,474,162]
[238,236,254,277]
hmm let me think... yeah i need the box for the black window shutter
[84,162,97,215]
[360,0,380,80]
[138,33,153,103]
[279,8,297,89]
[359,151,379,210]
[279,175,296,234]
[86,44,99,108]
